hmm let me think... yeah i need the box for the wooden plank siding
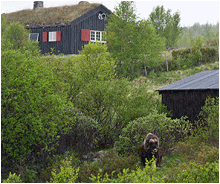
[29,25,71,55]
[70,5,110,54]
[27,4,111,55]
[160,89,219,122]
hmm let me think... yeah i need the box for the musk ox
[140,133,162,167]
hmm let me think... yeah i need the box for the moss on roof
[2,3,100,26]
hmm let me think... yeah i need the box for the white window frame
[29,33,39,42]
[49,31,56,42]
[90,30,106,43]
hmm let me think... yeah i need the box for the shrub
[196,145,219,164]
[200,47,218,63]
[1,20,40,56]
[193,97,219,146]
[171,47,218,70]
[73,112,102,153]
[50,157,79,183]
[176,162,219,183]
[2,172,22,183]
[74,78,161,144]
[1,49,70,179]
[114,112,191,155]
[172,48,191,60]
[90,159,163,183]
[77,152,139,182]
[178,141,219,164]
[68,42,116,101]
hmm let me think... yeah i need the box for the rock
[87,152,95,161]
[174,159,181,162]
[96,150,107,160]
[82,155,87,160]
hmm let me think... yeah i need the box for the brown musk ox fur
[140,133,162,167]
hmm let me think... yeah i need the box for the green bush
[68,42,116,101]
[90,159,163,183]
[200,47,218,63]
[176,162,219,183]
[50,157,79,183]
[193,97,219,146]
[73,112,102,153]
[196,145,219,164]
[77,152,139,182]
[171,47,218,70]
[74,78,162,143]
[1,49,70,179]
[115,112,191,155]
[172,48,191,60]
[2,172,22,183]
[1,19,40,56]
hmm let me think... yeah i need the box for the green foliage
[50,157,79,183]
[72,112,101,153]
[74,78,162,142]
[193,97,219,146]
[171,47,218,70]
[2,172,22,183]
[1,49,70,179]
[178,22,219,48]
[200,46,218,63]
[172,48,191,60]
[77,152,139,182]
[90,159,163,183]
[115,111,191,155]
[176,162,219,183]
[148,5,182,48]
[1,15,7,35]
[105,1,165,79]
[1,20,40,56]
[74,41,115,84]
[67,42,116,101]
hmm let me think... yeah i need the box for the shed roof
[156,70,219,91]
[2,3,102,27]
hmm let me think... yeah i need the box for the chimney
[33,1,43,10]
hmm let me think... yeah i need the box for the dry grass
[3,3,100,25]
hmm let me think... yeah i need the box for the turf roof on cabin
[2,3,101,27]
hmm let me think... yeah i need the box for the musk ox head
[143,133,159,154]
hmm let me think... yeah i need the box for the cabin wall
[70,6,110,54]
[28,5,111,55]
[160,89,219,122]
[29,25,71,55]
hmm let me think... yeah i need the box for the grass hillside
[133,60,219,93]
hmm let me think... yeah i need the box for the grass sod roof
[2,3,101,27]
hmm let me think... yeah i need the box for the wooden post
[165,53,168,71]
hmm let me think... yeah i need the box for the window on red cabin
[81,29,90,41]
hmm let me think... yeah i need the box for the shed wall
[160,89,219,122]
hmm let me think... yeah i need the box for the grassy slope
[133,61,219,93]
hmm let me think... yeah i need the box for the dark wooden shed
[156,70,219,122]
[3,1,111,55]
